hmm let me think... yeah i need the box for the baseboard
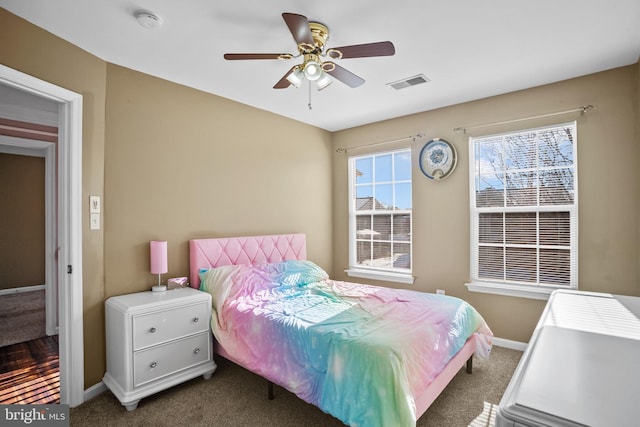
[83,381,107,403]
[492,337,528,352]
[0,285,45,296]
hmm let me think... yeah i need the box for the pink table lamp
[150,240,168,291]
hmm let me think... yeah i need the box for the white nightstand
[103,287,217,410]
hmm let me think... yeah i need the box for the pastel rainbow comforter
[200,260,492,427]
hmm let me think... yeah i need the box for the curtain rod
[336,132,425,154]
[453,104,596,134]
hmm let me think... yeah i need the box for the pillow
[270,260,329,287]
[199,260,328,290]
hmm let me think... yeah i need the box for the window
[467,123,577,299]
[347,149,413,283]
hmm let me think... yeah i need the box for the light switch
[90,196,101,213]
[90,213,100,230]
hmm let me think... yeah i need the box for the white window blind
[348,149,412,282]
[469,122,577,289]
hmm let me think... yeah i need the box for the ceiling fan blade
[325,63,365,88]
[224,53,290,60]
[273,66,297,89]
[327,41,395,59]
[282,13,313,46]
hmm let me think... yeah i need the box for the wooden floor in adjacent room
[0,335,60,404]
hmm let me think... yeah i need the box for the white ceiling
[2,0,639,132]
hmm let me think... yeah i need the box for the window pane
[356,185,373,210]
[540,248,571,286]
[476,174,504,208]
[539,212,570,246]
[393,243,411,269]
[476,137,504,173]
[504,133,536,170]
[506,171,537,206]
[540,169,574,205]
[375,183,393,210]
[356,240,371,265]
[394,182,412,210]
[478,246,504,280]
[371,241,392,268]
[538,128,573,167]
[355,157,372,184]
[505,212,536,245]
[479,213,503,244]
[505,247,537,283]
[356,215,372,239]
[393,214,411,241]
[372,215,391,240]
[375,154,392,182]
[394,151,411,181]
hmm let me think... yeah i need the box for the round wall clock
[418,138,457,180]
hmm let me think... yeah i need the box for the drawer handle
[194,348,200,355]
[193,317,199,323]
[150,362,157,369]
[149,327,156,333]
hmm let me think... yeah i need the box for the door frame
[0,64,85,407]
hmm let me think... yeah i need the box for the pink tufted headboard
[189,234,307,289]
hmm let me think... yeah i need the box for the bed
[189,233,492,427]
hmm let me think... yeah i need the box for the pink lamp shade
[150,241,168,275]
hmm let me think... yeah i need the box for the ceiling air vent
[387,74,430,90]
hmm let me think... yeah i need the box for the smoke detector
[134,10,163,30]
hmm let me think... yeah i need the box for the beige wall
[0,154,45,289]
[333,64,640,342]
[103,63,333,297]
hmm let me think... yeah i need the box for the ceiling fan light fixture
[303,61,322,81]
[316,72,332,90]
[286,68,304,88]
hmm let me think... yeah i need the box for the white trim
[0,137,50,154]
[345,268,415,284]
[465,281,555,300]
[0,284,45,296]
[0,64,85,407]
[84,381,107,403]
[492,336,528,352]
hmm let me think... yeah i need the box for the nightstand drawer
[133,302,209,350]
[133,332,210,387]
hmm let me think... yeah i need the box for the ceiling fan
[223,12,395,90]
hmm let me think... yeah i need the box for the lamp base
[151,285,167,292]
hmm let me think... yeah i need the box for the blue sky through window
[355,151,411,210]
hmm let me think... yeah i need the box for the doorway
[0,141,58,404]
[0,64,84,407]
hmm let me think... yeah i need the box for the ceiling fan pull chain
[308,81,312,110]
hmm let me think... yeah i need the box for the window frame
[346,148,414,284]
[466,122,578,300]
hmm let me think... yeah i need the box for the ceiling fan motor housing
[298,22,330,54]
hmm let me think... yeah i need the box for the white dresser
[103,287,217,410]
[497,290,640,426]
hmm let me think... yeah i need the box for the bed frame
[189,233,475,421]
